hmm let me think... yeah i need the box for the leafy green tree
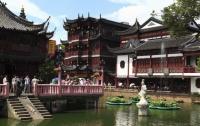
[162,0,200,37]
[196,57,200,71]
[37,58,56,83]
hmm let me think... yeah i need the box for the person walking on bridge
[24,75,30,93]
[32,76,39,93]
[11,76,17,93]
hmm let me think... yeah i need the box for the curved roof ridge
[0,3,50,31]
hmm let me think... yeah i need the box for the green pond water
[0,103,200,126]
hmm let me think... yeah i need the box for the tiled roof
[0,2,47,32]
[115,17,166,36]
[182,36,200,51]
[108,40,141,54]
[135,36,193,51]
[115,19,140,35]
[63,16,130,31]
[109,35,199,54]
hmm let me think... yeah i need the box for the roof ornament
[44,22,49,32]
[0,1,7,7]
[88,12,90,18]
[150,10,157,17]
[134,18,140,30]
[99,13,101,19]
[78,13,80,19]
[81,14,84,18]
[19,5,26,19]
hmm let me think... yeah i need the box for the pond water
[0,103,200,126]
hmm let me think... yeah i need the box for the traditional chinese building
[0,2,54,79]
[61,15,130,84]
[110,16,200,93]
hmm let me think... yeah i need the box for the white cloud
[109,0,142,4]
[2,0,49,20]
[106,0,174,25]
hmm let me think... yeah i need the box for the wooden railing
[184,66,195,73]
[135,66,197,73]
[34,84,104,97]
[0,84,103,98]
[0,84,9,97]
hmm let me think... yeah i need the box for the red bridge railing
[0,84,9,97]
[0,84,103,98]
[34,84,104,97]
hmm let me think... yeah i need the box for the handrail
[0,84,103,98]
[34,84,103,97]
[0,84,9,97]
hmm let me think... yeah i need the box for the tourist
[79,78,84,85]
[3,75,8,85]
[32,76,39,93]
[129,83,135,89]
[3,75,10,92]
[16,76,23,97]
[118,82,123,88]
[11,76,17,93]
[24,75,30,93]
[64,78,70,85]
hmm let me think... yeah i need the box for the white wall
[117,55,128,78]
[129,57,135,76]
[191,77,200,93]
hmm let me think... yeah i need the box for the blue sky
[3,0,174,43]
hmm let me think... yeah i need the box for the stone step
[29,98,40,100]
[13,106,25,110]
[11,103,23,107]
[32,102,43,105]
[34,104,44,108]
[41,112,51,115]
[29,97,39,100]
[36,107,46,110]
[38,109,49,112]
[16,111,29,115]
[9,101,21,104]
[14,108,27,112]
[8,98,19,101]
[30,99,40,102]
[18,114,31,117]
[20,117,32,121]
[43,115,53,119]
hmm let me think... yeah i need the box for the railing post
[58,65,62,96]
[33,83,37,96]
[6,83,9,97]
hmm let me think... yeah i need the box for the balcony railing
[184,66,195,73]
[134,66,197,74]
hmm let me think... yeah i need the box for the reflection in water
[190,104,200,126]
[6,119,43,126]
[0,104,200,126]
[115,107,134,126]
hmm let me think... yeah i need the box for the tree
[37,58,56,83]
[196,57,200,71]
[55,44,65,66]
[162,0,200,37]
